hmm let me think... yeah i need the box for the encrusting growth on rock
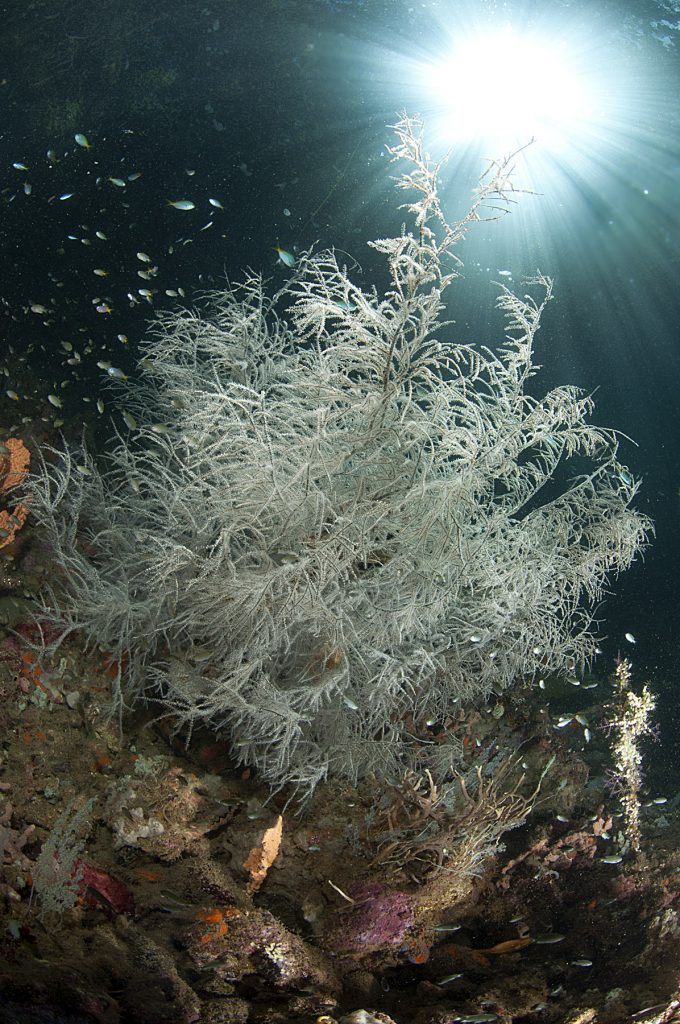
[0,437,30,548]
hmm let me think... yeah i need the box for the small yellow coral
[609,658,656,853]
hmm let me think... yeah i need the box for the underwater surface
[0,1,680,1022]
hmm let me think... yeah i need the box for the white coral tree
[31,115,651,796]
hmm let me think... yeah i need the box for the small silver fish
[198,957,234,972]
[600,854,623,864]
[74,133,91,149]
[190,647,216,663]
[167,199,195,210]
[625,632,636,644]
[274,245,295,267]
[457,1015,498,1023]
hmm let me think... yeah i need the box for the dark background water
[1,0,678,776]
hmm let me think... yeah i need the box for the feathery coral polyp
[28,117,651,797]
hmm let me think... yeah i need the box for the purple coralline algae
[327,881,416,955]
